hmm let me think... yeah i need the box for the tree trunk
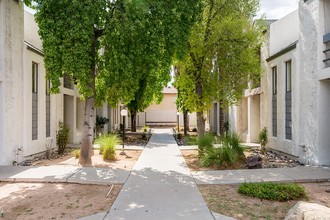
[196,77,205,137]
[130,111,137,132]
[219,101,225,135]
[183,109,188,136]
[79,97,95,165]
[197,111,205,137]
[79,30,99,166]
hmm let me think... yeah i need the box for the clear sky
[258,0,300,19]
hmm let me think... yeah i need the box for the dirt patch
[32,149,142,170]
[0,182,121,220]
[199,182,330,220]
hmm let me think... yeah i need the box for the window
[46,79,50,95]
[32,62,38,94]
[285,60,292,140]
[272,66,277,95]
[32,62,38,140]
[272,66,277,137]
[286,61,292,92]
[46,80,51,137]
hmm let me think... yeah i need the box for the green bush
[95,134,120,160]
[56,122,70,154]
[221,132,243,155]
[184,135,198,145]
[238,182,307,201]
[72,149,80,159]
[259,127,268,153]
[142,125,150,133]
[198,133,214,157]
[201,145,239,167]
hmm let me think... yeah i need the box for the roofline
[266,41,298,62]
[24,41,44,57]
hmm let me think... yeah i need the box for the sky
[258,0,300,19]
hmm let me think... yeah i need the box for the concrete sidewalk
[0,165,130,185]
[104,128,220,220]
[192,166,330,185]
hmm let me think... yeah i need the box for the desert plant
[72,149,80,159]
[142,125,150,133]
[238,182,307,201]
[56,122,69,154]
[221,132,244,155]
[201,145,239,167]
[95,134,120,160]
[259,127,268,153]
[198,133,214,157]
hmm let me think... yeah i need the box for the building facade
[214,0,330,166]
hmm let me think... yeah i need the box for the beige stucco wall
[0,0,24,164]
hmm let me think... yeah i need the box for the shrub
[142,125,150,133]
[221,132,244,155]
[238,182,307,201]
[198,133,214,157]
[259,127,268,153]
[95,134,119,160]
[56,122,69,154]
[201,145,239,167]
[184,135,198,145]
[72,149,80,159]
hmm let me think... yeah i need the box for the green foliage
[174,0,263,135]
[142,126,150,133]
[238,182,307,201]
[56,122,69,155]
[184,135,198,145]
[95,115,109,132]
[33,0,201,162]
[95,134,120,160]
[198,133,214,156]
[200,132,243,167]
[72,149,80,159]
[221,133,243,155]
[201,145,239,167]
[259,127,268,149]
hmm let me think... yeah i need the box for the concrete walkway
[104,128,219,220]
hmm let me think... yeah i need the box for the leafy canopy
[27,0,201,108]
[175,0,262,113]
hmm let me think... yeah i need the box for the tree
[27,0,201,165]
[175,0,262,137]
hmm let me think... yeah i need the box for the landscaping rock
[246,155,262,169]
[285,201,330,220]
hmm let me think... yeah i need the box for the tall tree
[27,0,201,164]
[175,0,262,137]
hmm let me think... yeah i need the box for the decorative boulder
[246,155,263,169]
[285,201,330,220]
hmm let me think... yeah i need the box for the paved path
[104,128,220,220]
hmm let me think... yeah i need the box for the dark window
[285,61,292,140]
[32,62,38,140]
[32,63,38,94]
[272,66,277,137]
[46,80,51,137]
[286,61,292,92]
[272,66,277,95]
